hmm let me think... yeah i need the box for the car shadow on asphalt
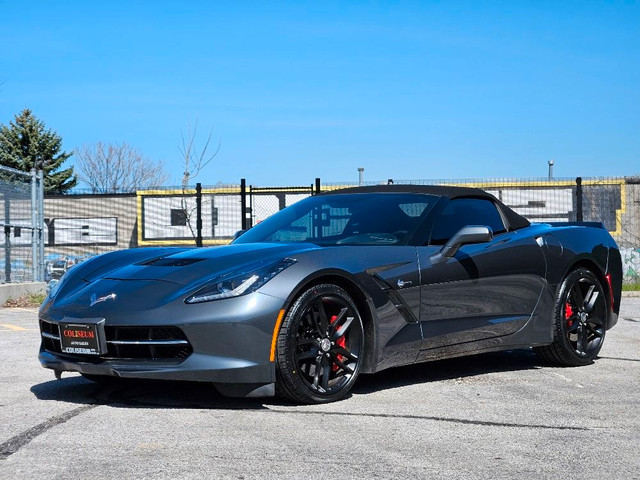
[30,375,273,410]
[352,348,542,394]
[30,349,543,409]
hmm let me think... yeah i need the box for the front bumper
[39,350,274,383]
[38,291,285,397]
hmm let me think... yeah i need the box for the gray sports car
[39,185,622,403]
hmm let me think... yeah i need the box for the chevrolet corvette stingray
[39,185,622,403]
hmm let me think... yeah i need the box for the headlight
[47,278,61,298]
[47,263,77,299]
[185,258,296,304]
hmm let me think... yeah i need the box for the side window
[430,198,506,245]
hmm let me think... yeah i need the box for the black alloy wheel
[276,284,365,404]
[535,268,607,366]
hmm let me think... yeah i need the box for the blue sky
[1,1,638,187]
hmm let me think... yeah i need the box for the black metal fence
[0,165,45,283]
[37,176,640,290]
[323,176,627,232]
[244,180,318,230]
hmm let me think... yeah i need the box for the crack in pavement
[117,398,590,430]
[0,384,593,460]
[0,404,96,460]
[599,356,640,363]
[266,408,591,430]
[0,386,171,460]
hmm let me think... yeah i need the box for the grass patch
[3,292,46,308]
[622,283,640,292]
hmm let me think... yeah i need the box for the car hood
[98,243,321,286]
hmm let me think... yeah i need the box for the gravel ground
[1,299,639,479]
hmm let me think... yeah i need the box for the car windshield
[234,193,438,246]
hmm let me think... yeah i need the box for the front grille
[40,320,61,353]
[40,320,193,360]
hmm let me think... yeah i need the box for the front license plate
[59,322,103,355]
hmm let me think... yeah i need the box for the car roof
[322,184,531,231]
[323,184,495,199]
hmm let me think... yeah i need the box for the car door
[417,198,546,358]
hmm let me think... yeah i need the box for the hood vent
[137,257,204,267]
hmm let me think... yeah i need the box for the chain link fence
[324,176,639,285]
[325,176,625,228]
[36,176,640,289]
[41,185,243,288]
[247,183,316,229]
[136,184,242,246]
[0,165,45,283]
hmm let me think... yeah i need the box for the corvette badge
[90,293,116,307]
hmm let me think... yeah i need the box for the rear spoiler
[547,221,606,229]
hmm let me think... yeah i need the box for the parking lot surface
[1,299,639,479]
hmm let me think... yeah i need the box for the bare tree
[178,121,221,239]
[75,142,168,193]
[179,120,220,190]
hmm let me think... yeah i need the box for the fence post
[240,178,247,230]
[3,225,10,283]
[31,169,38,282]
[37,170,45,281]
[315,177,321,194]
[576,177,583,222]
[195,183,203,247]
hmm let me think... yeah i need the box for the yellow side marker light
[269,309,286,362]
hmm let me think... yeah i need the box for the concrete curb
[622,290,640,298]
[0,282,46,305]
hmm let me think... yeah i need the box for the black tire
[275,284,365,404]
[535,268,607,366]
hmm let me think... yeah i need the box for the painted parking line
[0,323,37,331]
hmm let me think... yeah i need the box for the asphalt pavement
[1,299,639,479]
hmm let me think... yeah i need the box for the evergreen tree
[0,109,77,193]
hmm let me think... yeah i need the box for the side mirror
[233,229,248,241]
[430,225,493,264]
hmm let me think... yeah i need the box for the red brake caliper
[565,302,574,327]
[330,315,346,372]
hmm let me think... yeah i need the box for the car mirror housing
[430,225,493,264]
[232,229,248,241]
